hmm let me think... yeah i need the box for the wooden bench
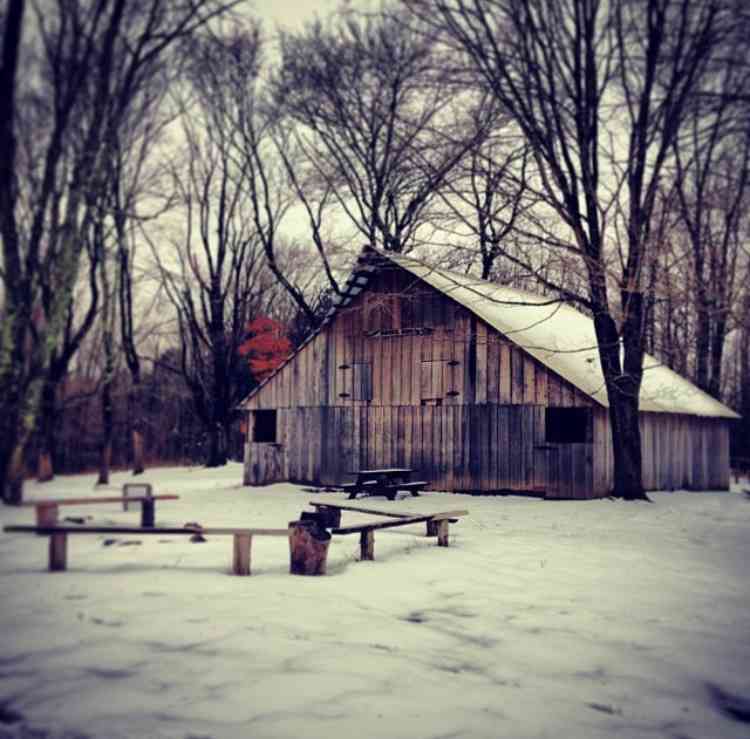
[20,495,179,529]
[328,509,468,561]
[383,480,428,498]
[309,500,460,533]
[340,480,379,495]
[3,524,288,576]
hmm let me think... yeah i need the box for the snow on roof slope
[391,253,739,419]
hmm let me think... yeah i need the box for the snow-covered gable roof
[391,253,739,419]
[241,248,739,419]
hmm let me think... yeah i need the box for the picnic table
[341,468,427,500]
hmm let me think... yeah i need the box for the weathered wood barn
[240,249,738,498]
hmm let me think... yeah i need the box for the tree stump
[288,520,331,575]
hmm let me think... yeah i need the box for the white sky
[246,0,352,31]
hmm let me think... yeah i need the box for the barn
[240,248,738,498]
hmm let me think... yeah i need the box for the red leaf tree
[238,316,293,383]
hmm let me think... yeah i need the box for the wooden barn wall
[244,405,596,498]
[593,408,730,493]
[244,267,592,412]
[242,266,599,494]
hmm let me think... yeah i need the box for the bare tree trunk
[97,360,114,485]
[594,309,648,501]
[205,423,227,468]
[694,283,711,392]
[0,0,26,504]
[0,408,23,504]
[608,394,644,498]
[130,382,145,475]
[36,379,56,482]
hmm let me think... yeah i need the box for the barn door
[534,445,560,497]
[537,407,593,499]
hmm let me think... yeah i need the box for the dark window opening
[351,362,373,401]
[253,410,277,443]
[545,407,590,444]
[402,292,447,329]
[365,289,448,335]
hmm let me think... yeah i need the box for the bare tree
[0,0,239,503]
[275,7,484,254]
[670,45,750,399]
[185,25,344,327]
[35,217,102,482]
[433,109,538,279]
[152,40,277,467]
[406,0,732,499]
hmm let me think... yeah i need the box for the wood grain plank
[475,321,488,403]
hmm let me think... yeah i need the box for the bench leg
[49,533,67,571]
[36,503,59,532]
[141,498,155,528]
[233,534,252,576]
[360,530,375,561]
[425,520,439,537]
[437,520,450,547]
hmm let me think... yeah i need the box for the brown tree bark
[97,364,114,485]
[36,379,57,483]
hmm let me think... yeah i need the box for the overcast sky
[248,0,348,30]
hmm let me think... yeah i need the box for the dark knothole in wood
[253,410,277,443]
[545,407,592,444]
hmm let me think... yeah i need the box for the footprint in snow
[587,702,622,716]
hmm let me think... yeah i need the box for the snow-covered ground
[1,464,749,739]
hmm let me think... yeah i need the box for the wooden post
[49,533,67,571]
[124,482,152,512]
[140,498,155,528]
[288,520,331,575]
[232,534,252,576]
[360,529,375,560]
[36,503,59,532]
[437,520,449,547]
[425,520,439,537]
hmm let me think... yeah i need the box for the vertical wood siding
[244,268,590,412]
[593,407,730,494]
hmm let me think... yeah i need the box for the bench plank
[340,481,379,491]
[21,495,179,507]
[4,525,289,536]
[309,501,415,519]
[331,511,467,535]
